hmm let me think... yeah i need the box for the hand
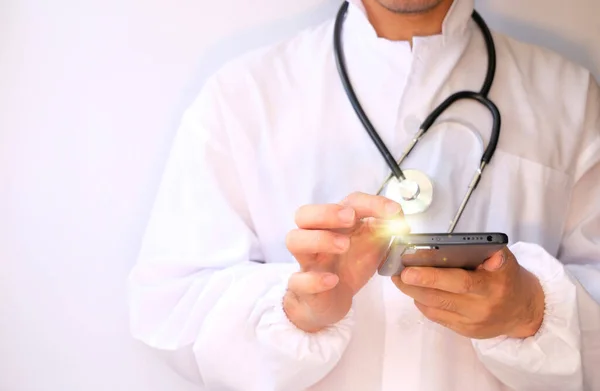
[392,247,545,340]
[283,192,407,333]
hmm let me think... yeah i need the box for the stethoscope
[333,1,501,233]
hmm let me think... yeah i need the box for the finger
[393,279,466,314]
[287,271,339,296]
[414,301,466,332]
[341,192,404,219]
[286,229,350,256]
[295,204,356,230]
[481,247,515,273]
[399,266,488,295]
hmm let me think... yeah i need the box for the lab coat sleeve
[472,75,600,391]
[127,74,355,391]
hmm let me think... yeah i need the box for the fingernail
[334,236,350,250]
[484,252,506,271]
[499,252,507,268]
[322,274,339,287]
[338,208,355,224]
[385,202,402,216]
[402,268,419,284]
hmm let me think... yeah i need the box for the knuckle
[460,274,474,294]
[440,297,457,312]
[432,294,456,311]
[426,269,440,287]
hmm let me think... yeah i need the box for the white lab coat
[127,0,600,390]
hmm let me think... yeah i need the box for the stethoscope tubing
[333,1,502,232]
[333,2,407,182]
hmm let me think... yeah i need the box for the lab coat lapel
[397,1,476,129]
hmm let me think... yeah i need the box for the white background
[1,0,598,390]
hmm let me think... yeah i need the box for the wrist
[507,268,546,339]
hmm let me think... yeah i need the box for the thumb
[481,248,509,272]
[287,271,339,296]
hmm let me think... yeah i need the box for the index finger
[341,192,404,219]
[398,267,489,295]
[295,204,357,229]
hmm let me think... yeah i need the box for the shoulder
[200,19,335,102]
[490,31,595,138]
[183,18,336,142]
[488,31,598,173]
[492,31,593,99]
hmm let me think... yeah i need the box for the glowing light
[383,219,411,236]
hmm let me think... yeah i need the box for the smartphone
[377,232,509,276]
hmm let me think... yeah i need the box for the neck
[361,0,455,42]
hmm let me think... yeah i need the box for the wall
[0,0,598,390]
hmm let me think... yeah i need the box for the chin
[375,0,445,14]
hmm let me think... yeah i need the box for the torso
[208,11,590,390]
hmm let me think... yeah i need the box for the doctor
[128,0,600,390]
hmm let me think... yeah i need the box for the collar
[345,0,474,43]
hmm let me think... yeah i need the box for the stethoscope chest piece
[380,169,434,215]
